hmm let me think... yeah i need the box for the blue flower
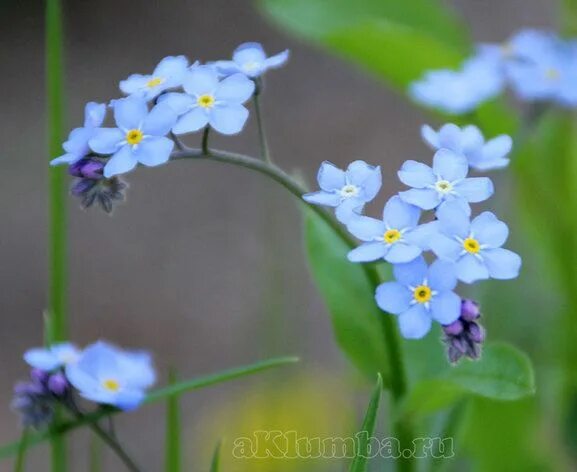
[398,149,494,213]
[215,42,289,78]
[429,202,522,283]
[422,123,512,171]
[50,102,107,166]
[89,97,177,178]
[119,56,189,101]
[303,160,382,223]
[24,343,81,372]
[66,341,156,411]
[375,256,461,339]
[409,53,504,115]
[347,196,426,264]
[160,66,255,135]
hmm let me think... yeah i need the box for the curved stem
[253,85,272,164]
[201,127,210,155]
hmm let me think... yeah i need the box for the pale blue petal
[435,201,470,238]
[233,42,267,65]
[84,102,107,128]
[119,74,149,95]
[135,137,174,167]
[114,390,146,411]
[437,197,472,217]
[398,160,435,188]
[399,188,440,210]
[89,128,124,154]
[421,124,440,149]
[335,198,364,224]
[433,149,468,181]
[142,103,176,136]
[317,162,346,191]
[159,93,195,115]
[471,212,508,248]
[460,125,484,153]
[154,55,188,85]
[398,304,432,339]
[213,60,241,75]
[77,389,118,406]
[347,215,385,241]
[456,254,490,283]
[117,351,156,389]
[172,108,209,135]
[429,233,462,261]
[51,153,81,166]
[454,177,494,203]
[404,221,440,250]
[437,123,465,151]
[265,50,290,68]
[483,248,522,279]
[103,146,138,177]
[114,98,148,130]
[393,256,428,287]
[24,349,59,371]
[375,282,412,315]
[471,157,510,172]
[428,259,457,291]
[209,104,249,135]
[347,161,382,200]
[66,363,99,392]
[430,291,461,324]
[483,135,512,160]
[383,195,420,229]
[215,74,255,103]
[182,66,219,96]
[302,190,340,207]
[63,128,92,155]
[348,242,388,262]
[385,243,422,264]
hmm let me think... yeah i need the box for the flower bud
[468,322,485,344]
[443,319,464,336]
[47,373,69,396]
[461,299,480,321]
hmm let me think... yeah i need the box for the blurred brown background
[0,0,553,469]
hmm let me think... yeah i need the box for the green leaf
[349,374,383,472]
[0,357,298,461]
[165,369,181,472]
[403,343,535,418]
[210,440,222,472]
[305,211,391,383]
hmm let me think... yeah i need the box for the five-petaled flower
[89,97,177,178]
[50,102,107,166]
[398,149,494,214]
[215,42,289,78]
[429,202,522,283]
[120,56,189,101]
[375,257,461,339]
[421,123,512,172]
[347,196,426,264]
[303,160,382,223]
[24,343,81,372]
[160,65,255,135]
[66,341,156,411]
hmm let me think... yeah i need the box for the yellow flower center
[146,77,165,88]
[435,180,453,194]
[413,285,432,304]
[384,229,401,244]
[103,379,120,392]
[243,61,260,72]
[545,68,560,81]
[463,237,480,254]
[340,184,359,198]
[126,129,143,145]
[197,94,215,108]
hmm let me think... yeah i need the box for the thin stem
[201,127,210,155]
[165,369,181,472]
[14,428,29,472]
[253,80,272,164]
[429,400,467,472]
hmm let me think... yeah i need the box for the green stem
[429,401,467,472]
[165,369,181,472]
[563,0,577,36]
[253,81,272,164]
[14,428,29,472]
[201,127,210,155]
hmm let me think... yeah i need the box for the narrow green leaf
[209,440,222,472]
[165,369,181,472]
[0,357,298,461]
[305,211,392,383]
[402,343,535,418]
[349,374,383,472]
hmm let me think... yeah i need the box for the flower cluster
[304,124,521,360]
[411,29,577,114]
[50,43,289,212]
[13,341,155,428]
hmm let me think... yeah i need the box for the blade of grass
[349,374,383,472]
[0,357,299,460]
[210,440,222,472]
[165,369,181,472]
[46,0,68,470]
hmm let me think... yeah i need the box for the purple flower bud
[30,368,49,385]
[80,160,104,179]
[47,373,69,396]
[468,322,485,344]
[461,299,480,321]
[68,160,86,177]
[71,178,97,197]
[443,319,464,336]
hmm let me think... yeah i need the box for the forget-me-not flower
[303,160,382,223]
[24,343,81,372]
[215,42,289,78]
[120,56,189,101]
[50,102,107,166]
[429,202,522,283]
[66,341,156,411]
[375,256,461,339]
[160,65,255,135]
[89,97,176,177]
[421,123,513,171]
[347,196,425,264]
[398,149,494,213]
